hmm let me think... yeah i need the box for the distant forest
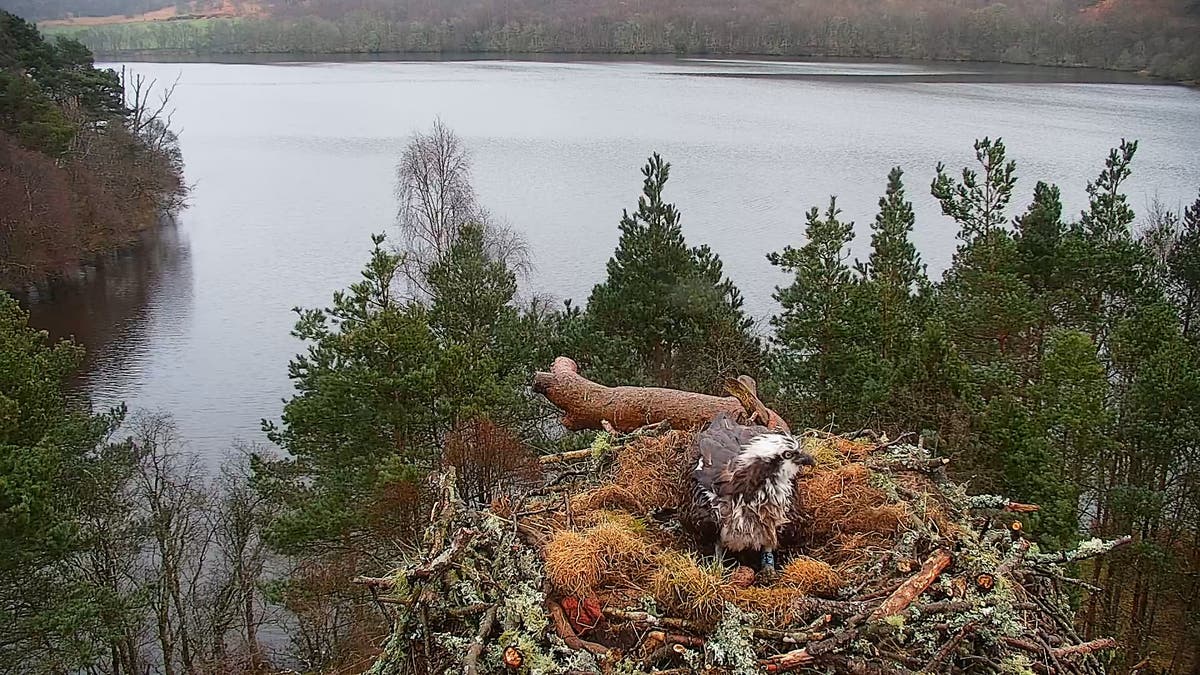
[13,0,1200,81]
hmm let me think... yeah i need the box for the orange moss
[650,553,727,620]
[779,556,842,594]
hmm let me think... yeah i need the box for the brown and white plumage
[681,413,814,567]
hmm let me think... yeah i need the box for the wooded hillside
[0,11,187,289]
[17,0,1200,81]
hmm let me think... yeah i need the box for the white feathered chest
[683,413,815,554]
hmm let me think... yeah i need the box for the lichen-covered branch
[1031,536,1133,565]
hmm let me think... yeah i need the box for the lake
[21,57,1200,462]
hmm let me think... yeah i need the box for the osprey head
[733,432,815,473]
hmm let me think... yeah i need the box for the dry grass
[650,553,727,620]
[791,463,908,543]
[544,511,658,596]
[577,429,693,513]
[778,556,841,594]
[537,430,949,626]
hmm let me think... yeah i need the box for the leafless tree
[128,412,212,675]
[1138,196,1180,268]
[394,119,529,297]
[123,68,180,139]
[207,443,279,672]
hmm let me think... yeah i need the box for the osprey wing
[692,413,745,493]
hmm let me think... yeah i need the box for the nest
[366,427,1127,674]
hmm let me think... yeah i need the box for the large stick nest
[366,426,1126,674]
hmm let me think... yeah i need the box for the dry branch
[410,527,475,579]
[869,549,953,621]
[539,448,595,464]
[463,606,498,675]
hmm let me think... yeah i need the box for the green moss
[590,431,614,458]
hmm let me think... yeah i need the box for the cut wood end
[551,356,580,375]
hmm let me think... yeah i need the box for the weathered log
[532,357,789,432]
[870,549,953,621]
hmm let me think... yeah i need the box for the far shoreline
[90,51,1188,87]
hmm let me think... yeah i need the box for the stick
[870,549,953,621]
[1031,536,1132,565]
[761,647,814,671]
[874,432,915,452]
[751,627,830,644]
[1052,638,1118,658]
[789,596,875,619]
[601,607,702,632]
[411,527,476,579]
[997,538,1031,577]
[351,576,395,590]
[926,622,977,672]
[647,630,705,649]
[539,448,594,464]
[464,606,498,675]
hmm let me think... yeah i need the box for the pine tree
[0,292,133,671]
[928,139,1048,508]
[862,167,926,355]
[1062,140,1148,338]
[427,221,544,438]
[769,198,862,424]
[256,234,440,553]
[1167,192,1200,339]
[1079,140,1138,242]
[1028,329,1111,547]
[852,167,928,424]
[427,221,518,347]
[587,153,759,392]
[931,137,1018,242]
[1014,181,1066,296]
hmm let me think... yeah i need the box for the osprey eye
[783,450,797,460]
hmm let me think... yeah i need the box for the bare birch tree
[394,119,529,297]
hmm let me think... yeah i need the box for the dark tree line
[33,0,1200,81]
[0,10,187,291]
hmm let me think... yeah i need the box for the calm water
[21,58,1200,461]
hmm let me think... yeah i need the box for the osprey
[681,412,815,569]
